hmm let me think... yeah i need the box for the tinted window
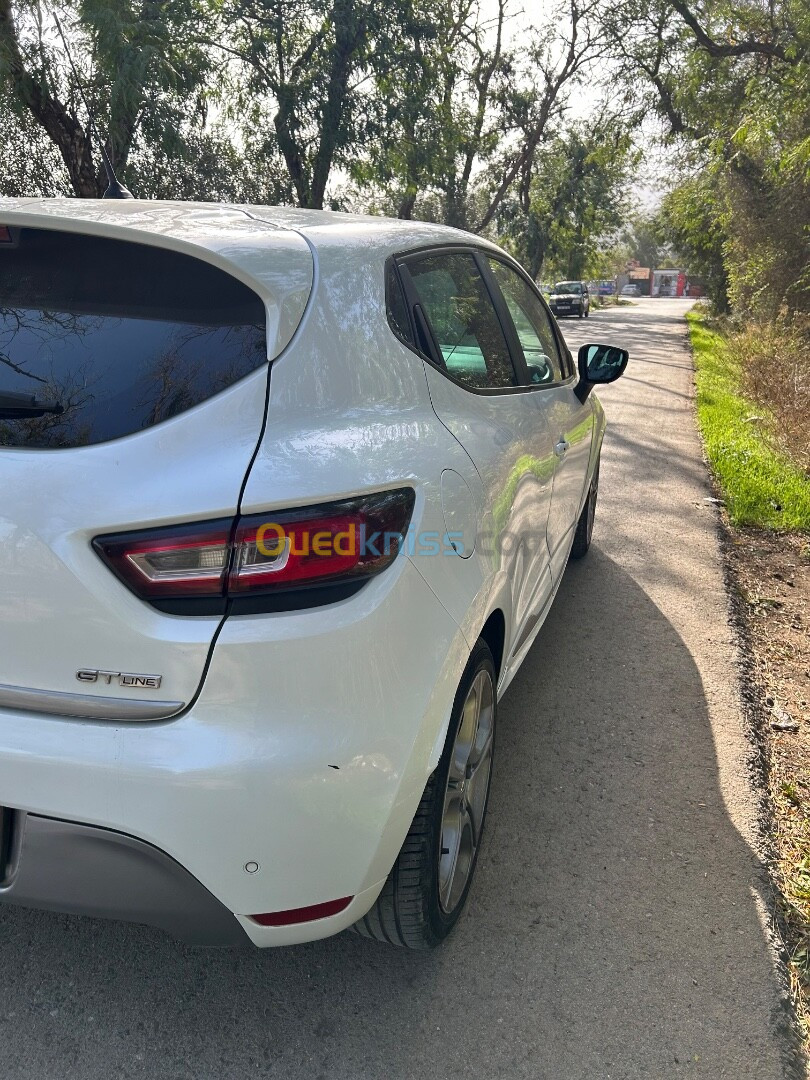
[386,262,413,346]
[406,253,516,390]
[489,260,564,384]
[0,228,266,449]
[554,282,582,293]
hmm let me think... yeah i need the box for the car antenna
[52,10,134,199]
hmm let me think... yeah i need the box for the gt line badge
[76,669,163,690]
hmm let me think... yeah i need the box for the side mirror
[575,343,629,402]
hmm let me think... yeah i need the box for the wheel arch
[427,594,510,774]
[479,608,506,681]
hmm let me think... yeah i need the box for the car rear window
[0,227,267,449]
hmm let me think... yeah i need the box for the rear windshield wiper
[0,390,64,419]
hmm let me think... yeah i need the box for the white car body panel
[421,364,557,645]
[0,199,607,945]
[0,369,263,712]
[0,202,314,713]
[543,386,596,581]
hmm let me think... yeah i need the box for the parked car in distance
[549,280,590,318]
[0,200,628,951]
[620,283,641,297]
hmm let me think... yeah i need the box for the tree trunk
[309,0,363,210]
[0,0,103,196]
[273,90,312,207]
[397,188,417,219]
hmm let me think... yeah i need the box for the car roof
[0,198,503,357]
[0,198,493,260]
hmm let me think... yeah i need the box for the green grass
[687,310,810,531]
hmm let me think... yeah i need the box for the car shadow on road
[0,551,800,1080]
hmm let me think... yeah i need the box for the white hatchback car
[0,201,627,950]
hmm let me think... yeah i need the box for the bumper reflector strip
[250,896,353,927]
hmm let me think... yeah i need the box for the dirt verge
[723,524,810,1053]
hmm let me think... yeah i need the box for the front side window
[405,252,516,391]
[489,260,564,385]
[0,228,267,450]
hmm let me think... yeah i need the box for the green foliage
[687,310,810,531]
[609,0,809,320]
[348,0,609,230]
[348,0,511,226]
[0,92,71,195]
[0,0,225,196]
[659,175,730,311]
[620,212,671,270]
[216,0,447,210]
[0,0,627,287]
[496,120,638,280]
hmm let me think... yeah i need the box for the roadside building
[651,269,687,297]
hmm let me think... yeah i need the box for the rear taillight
[93,488,415,614]
[95,519,234,598]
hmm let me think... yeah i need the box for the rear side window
[405,252,516,390]
[0,227,267,449]
[385,262,414,346]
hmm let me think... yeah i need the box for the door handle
[554,439,570,458]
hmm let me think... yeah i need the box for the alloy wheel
[438,668,495,914]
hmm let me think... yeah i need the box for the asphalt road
[1,298,799,1079]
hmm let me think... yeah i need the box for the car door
[486,257,595,583]
[398,248,557,648]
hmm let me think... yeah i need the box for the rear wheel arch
[426,602,507,773]
[353,638,497,948]
[479,609,506,682]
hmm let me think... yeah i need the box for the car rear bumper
[0,812,249,945]
[0,557,472,946]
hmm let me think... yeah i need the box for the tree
[476,0,609,233]
[0,0,219,197]
[351,0,608,231]
[497,119,637,280]
[210,0,422,210]
[620,212,666,270]
[658,174,730,310]
[290,0,513,223]
[601,0,809,316]
[0,88,71,194]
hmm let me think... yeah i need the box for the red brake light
[93,489,415,612]
[229,511,365,593]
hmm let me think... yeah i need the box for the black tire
[571,459,600,559]
[584,306,589,318]
[578,306,585,318]
[353,641,497,949]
